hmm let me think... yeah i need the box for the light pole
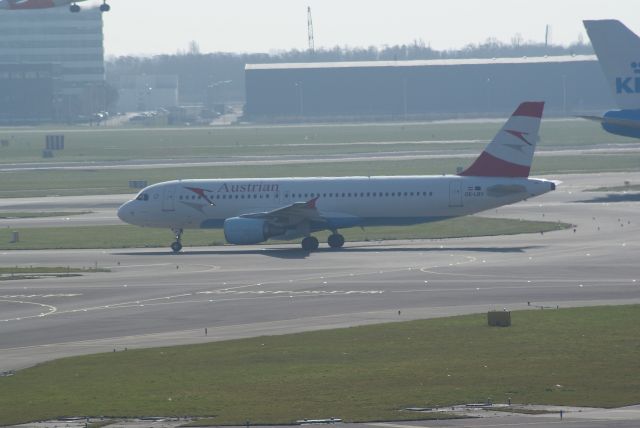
[486,77,491,113]
[562,74,567,115]
[209,79,233,112]
[294,81,304,117]
[402,76,408,120]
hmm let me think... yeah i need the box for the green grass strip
[0,306,638,425]
[0,211,90,219]
[1,153,640,198]
[0,217,570,250]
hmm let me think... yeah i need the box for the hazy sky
[101,0,640,57]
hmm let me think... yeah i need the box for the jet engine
[223,217,285,245]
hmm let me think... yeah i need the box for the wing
[240,196,326,227]
[579,115,640,129]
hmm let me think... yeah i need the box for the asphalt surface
[2,142,640,173]
[1,171,639,428]
[1,172,639,372]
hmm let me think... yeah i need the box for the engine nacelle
[223,217,285,245]
[602,109,640,139]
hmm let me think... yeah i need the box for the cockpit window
[136,193,149,201]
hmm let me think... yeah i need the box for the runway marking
[0,294,81,298]
[0,299,57,322]
[368,423,432,428]
[197,290,384,296]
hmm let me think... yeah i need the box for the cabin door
[162,184,176,212]
[448,180,463,207]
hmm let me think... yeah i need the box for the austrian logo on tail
[505,129,533,146]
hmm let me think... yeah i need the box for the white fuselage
[118,175,555,241]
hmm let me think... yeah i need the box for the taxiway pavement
[0,172,639,371]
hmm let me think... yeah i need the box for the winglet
[459,101,544,178]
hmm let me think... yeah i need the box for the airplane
[0,0,110,12]
[582,20,640,139]
[117,101,556,253]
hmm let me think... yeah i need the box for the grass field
[0,216,570,250]
[0,120,628,163]
[0,211,90,219]
[2,153,640,198]
[0,305,638,425]
[0,120,639,197]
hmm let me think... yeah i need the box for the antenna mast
[307,6,315,54]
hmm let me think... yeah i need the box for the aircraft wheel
[301,236,319,252]
[171,241,183,253]
[70,4,81,12]
[100,3,110,12]
[327,233,345,248]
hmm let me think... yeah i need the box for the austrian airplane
[0,0,110,12]
[582,20,640,138]
[118,102,556,252]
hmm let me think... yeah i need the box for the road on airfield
[0,172,639,371]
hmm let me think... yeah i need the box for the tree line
[106,39,593,105]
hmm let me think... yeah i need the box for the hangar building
[244,55,612,121]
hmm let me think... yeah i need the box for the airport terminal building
[0,7,105,123]
[244,56,613,122]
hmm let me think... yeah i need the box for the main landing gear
[171,228,183,253]
[70,1,110,12]
[300,233,345,251]
[301,236,319,252]
[327,233,345,249]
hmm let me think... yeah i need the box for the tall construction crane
[307,6,315,54]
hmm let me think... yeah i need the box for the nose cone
[117,201,134,224]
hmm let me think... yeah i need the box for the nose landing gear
[171,228,183,253]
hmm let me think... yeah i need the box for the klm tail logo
[616,62,640,93]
